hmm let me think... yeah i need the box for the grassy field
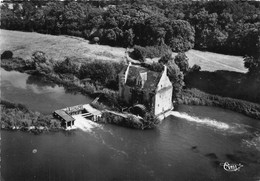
[0,29,247,73]
[181,50,246,73]
[0,29,126,63]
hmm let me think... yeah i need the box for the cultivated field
[0,29,247,73]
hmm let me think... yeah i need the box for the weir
[73,114,101,132]
[167,111,230,130]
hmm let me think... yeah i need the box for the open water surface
[1,68,260,181]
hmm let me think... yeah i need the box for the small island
[1,46,260,132]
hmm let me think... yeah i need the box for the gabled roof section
[124,65,162,91]
[54,110,75,123]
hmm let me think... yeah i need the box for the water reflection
[1,68,92,114]
[26,75,57,88]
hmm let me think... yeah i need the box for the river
[1,68,260,181]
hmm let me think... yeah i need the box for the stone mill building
[118,63,173,116]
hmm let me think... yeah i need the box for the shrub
[93,37,100,44]
[158,51,173,64]
[54,57,80,75]
[0,100,29,112]
[174,52,189,74]
[32,51,47,63]
[244,56,260,77]
[79,61,116,84]
[79,60,124,87]
[167,60,185,99]
[179,88,260,120]
[68,30,83,37]
[131,44,171,62]
[143,62,164,72]
[49,118,61,129]
[189,64,201,72]
[131,45,147,62]
[1,50,13,59]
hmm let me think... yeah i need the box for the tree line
[1,0,259,75]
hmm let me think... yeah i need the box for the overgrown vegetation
[1,0,259,57]
[131,44,171,62]
[1,100,61,131]
[179,89,260,120]
[185,70,260,104]
[1,51,125,110]
[1,50,13,59]
[143,53,185,100]
[99,111,160,129]
[244,56,260,77]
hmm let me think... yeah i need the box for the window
[138,79,142,86]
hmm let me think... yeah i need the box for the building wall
[154,67,173,116]
[122,86,131,103]
[118,73,125,99]
[154,88,172,115]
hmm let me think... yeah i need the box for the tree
[54,57,79,75]
[164,20,195,52]
[64,2,86,34]
[0,3,13,29]
[123,29,135,47]
[44,2,65,34]
[146,60,184,99]
[190,8,218,50]
[79,61,117,85]
[143,14,168,45]
[244,56,260,77]
[174,53,189,74]
[158,51,173,64]
[32,51,47,63]
[166,61,184,99]
[1,50,13,59]
[103,29,117,46]
[189,64,201,72]
[32,51,54,74]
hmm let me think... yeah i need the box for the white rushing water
[72,115,101,132]
[170,111,230,130]
[72,115,128,157]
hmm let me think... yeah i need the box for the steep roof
[54,110,75,123]
[124,65,162,91]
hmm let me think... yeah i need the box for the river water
[1,68,260,181]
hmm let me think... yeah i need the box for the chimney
[163,65,167,76]
[124,62,131,83]
[140,72,147,88]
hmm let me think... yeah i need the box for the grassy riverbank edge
[1,58,259,124]
[0,100,64,133]
[1,60,160,130]
[178,88,260,120]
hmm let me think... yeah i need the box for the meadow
[0,30,247,73]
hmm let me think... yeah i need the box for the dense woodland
[1,0,260,96]
[1,0,259,56]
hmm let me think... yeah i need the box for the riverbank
[1,56,121,109]
[178,88,260,120]
[1,59,160,130]
[1,100,63,133]
[1,56,259,122]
